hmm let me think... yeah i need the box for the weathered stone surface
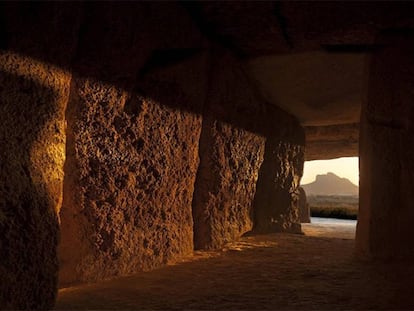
[298,187,311,223]
[253,106,305,234]
[192,48,307,249]
[253,139,305,233]
[305,123,359,160]
[192,119,265,249]
[192,50,266,249]
[0,4,79,309]
[10,2,414,309]
[58,3,208,285]
[60,74,204,284]
[357,31,414,260]
[0,53,69,310]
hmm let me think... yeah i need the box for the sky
[300,157,359,186]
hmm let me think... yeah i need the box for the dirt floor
[55,219,414,310]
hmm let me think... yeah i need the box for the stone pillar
[191,48,306,249]
[253,138,304,233]
[252,106,305,234]
[0,3,80,309]
[58,3,208,284]
[191,50,266,250]
[356,30,414,260]
[298,187,311,223]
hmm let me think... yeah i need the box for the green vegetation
[307,195,358,220]
[310,206,358,220]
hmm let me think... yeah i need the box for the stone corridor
[56,221,414,310]
[3,3,414,308]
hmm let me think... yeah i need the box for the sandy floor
[56,219,414,310]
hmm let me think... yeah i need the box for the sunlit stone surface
[1,2,414,309]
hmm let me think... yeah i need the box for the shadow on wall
[0,1,306,306]
[0,2,302,137]
[0,70,63,309]
[58,60,207,285]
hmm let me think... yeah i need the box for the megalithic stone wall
[253,106,305,234]
[253,142,305,234]
[298,187,311,223]
[357,30,414,260]
[0,2,306,309]
[192,50,266,250]
[0,3,81,309]
[58,3,208,285]
[192,49,305,249]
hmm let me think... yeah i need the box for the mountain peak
[316,172,337,179]
[302,173,358,196]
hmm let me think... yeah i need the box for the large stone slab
[253,137,305,234]
[0,4,79,309]
[192,49,306,249]
[298,187,311,223]
[192,50,266,249]
[305,123,359,160]
[357,30,414,260]
[58,3,208,284]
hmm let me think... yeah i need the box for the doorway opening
[300,156,359,238]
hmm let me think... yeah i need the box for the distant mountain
[301,172,358,196]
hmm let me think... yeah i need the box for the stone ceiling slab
[246,52,366,126]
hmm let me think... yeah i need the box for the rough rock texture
[253,140,305,233]
[192,51,266,250]
[0,4,79,309]
[60,75,204,284]
[5,2,406,309]
[298,187,311,223]
[305,123,359,160]
[253,108,305,234]
[357,31,414,260]
[59,3,208,285]
[192,119,264,249]
[0,53,68,310]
